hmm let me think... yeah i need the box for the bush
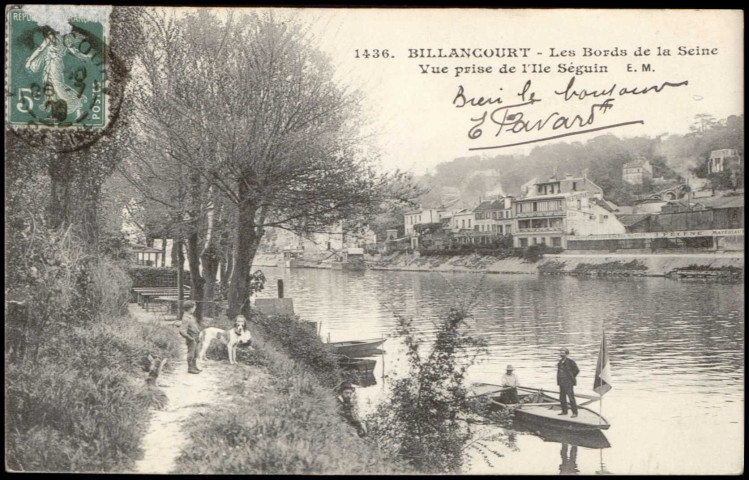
[125,266,191,288]
[520,244,565,262]
[5,315,181,472]
[366,308,497,473]
[251,312,342,388]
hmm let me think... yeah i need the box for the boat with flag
[472,333,613,432]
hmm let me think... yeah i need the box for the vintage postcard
[5,6,743,475]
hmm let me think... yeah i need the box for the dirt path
[128,305,225,474]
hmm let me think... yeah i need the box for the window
[468,219,471,228]
[462,219,465,229]
[552,237,562,247]
[532,237,538,245]
[572,182,577,191]
[533,202,538,212]
[577,199,581,210]
[520,238,528,247]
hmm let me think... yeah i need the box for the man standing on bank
[557,347,579,417]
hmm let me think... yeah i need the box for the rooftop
[699,194,744,209]
[616,213,652,227]
[474,199,506,211]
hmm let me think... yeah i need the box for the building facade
[623,158,653,185]
[512,175,625,248]
[404,208,442,236]
[473,197,513,235]
[708,149,743,175]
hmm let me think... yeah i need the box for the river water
[253,267,744,475]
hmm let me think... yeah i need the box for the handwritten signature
[454,77,688,150]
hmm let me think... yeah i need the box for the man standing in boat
[557,347,580,417]
[499,364,520,403]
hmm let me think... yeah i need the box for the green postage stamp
[6,7,108,128]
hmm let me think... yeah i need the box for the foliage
[97,230,133,261]
[366,307,489,473]
[125,266,192,287]
[251,312,342,389]
[521,244,558,263]
[572,260,648,274]
[416,114,743,206]
[5,315,180,472]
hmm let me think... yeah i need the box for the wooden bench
[132,287,190,307]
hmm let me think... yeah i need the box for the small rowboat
[328,338,386,357]
[472,383,610,431]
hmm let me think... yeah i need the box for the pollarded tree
[132,10,416,319]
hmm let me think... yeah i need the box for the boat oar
[516,386,599,401]
[471,386,512,398]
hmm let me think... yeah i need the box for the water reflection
[517,425,611,449]
[559,443,579,475]
[254,267,744,474]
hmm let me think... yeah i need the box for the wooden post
[277,279,284,299]
[177,240,184,320]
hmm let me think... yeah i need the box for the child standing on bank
[178,301,201,374]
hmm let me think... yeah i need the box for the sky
[297,9,743,174]
[23,7,743,175]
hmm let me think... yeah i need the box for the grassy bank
[173,312,407,474]
[6,313,181,472]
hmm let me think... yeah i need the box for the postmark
[6,7,108,129]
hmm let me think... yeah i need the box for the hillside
[416,114,744,207]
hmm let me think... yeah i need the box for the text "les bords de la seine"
[406,46,719,58]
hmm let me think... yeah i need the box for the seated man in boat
[499,364,520,404]
[336,382,367,437]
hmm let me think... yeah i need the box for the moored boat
[472,383,610,431]
[329,338,386,357]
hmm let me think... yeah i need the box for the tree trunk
[201,248,219,318]
[228,195,260,320]
[220,248,233,299]
[171,238,180,266]
[176,239,185,320]
[186,231,205,322]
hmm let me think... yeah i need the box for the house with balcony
[512,175,625,248]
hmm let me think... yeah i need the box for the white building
[451,209,476,233]
[512,175,625,248]
[404,208,443,236]
[708,149,742,175]
[623,158,653,185]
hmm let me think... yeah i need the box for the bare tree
[127,10,416,319]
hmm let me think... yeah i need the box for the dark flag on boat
[593,332,612,396]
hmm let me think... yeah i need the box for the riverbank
[135,308,404,474]
[253,251,743,278]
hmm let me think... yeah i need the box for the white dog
[197,315,252,365]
